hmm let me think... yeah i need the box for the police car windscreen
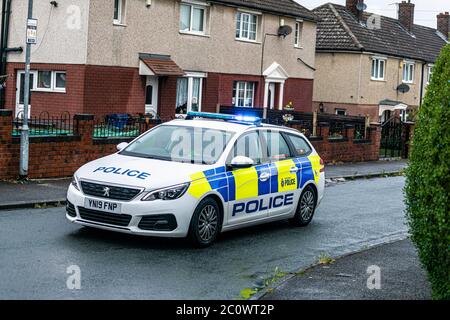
[120,125,235,165]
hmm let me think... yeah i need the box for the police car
[67,112,325,247]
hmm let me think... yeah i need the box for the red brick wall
[0,111,130,180]
[5,63,86,117]
[4,62,315,121]
[303,125,381,163]
[83,65,146,118]
[284,78,314,112]
[158,76,178,121]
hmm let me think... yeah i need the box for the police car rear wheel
[189,198,221,247]
[290,186,317,227]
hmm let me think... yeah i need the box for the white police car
[67,112,325,247]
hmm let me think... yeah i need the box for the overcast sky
[296,0,449,28]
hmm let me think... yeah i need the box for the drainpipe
[0,0,12,109]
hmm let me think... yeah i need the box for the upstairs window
[180,3,206,34]
[403,61,415,83]
[236,12,258,41]
[232,81,255,107]
[114,0,126,24]
[294,21,303,48]
[371,58,386,80]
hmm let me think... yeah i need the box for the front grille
[66,201,76,217]
[80,181,142,201]
[78,207,132,227]
[138,214,178,231]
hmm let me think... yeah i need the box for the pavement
[0,176,409,299]
[0,160,407,210]
[261,239,431,300]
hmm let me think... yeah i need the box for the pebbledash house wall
[0,109,381,180]
[312,52,428,121]
[2,0,317,119]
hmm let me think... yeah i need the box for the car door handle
[259,172,271,182]
[290,167,299,174]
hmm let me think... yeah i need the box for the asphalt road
[0,176,408,300]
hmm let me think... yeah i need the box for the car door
[283,133,315,190]
[261,129,300,217]
[226,130,270,226]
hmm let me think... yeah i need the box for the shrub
[405,44,450,300]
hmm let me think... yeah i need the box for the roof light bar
[186,112,262,125]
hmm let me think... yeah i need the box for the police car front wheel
[290,185,317,227]
[189,197,222,248]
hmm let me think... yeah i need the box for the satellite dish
[397,83,410,93]
[356,2,367,11]
[278,25,292,38]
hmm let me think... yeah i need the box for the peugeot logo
[103,187,110,197]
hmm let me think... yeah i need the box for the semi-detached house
[0,0,318,120]
[312,0,448,122]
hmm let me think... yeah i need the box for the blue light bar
[186,112,262,125]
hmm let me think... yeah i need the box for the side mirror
[230,156,254,169]
[116,142,129,151]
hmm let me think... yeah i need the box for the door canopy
[263,62,289,83]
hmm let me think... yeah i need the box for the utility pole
[19,0,35,178]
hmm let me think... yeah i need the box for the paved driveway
[0,177,408,299]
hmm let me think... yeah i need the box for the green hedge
[405,44,450,300]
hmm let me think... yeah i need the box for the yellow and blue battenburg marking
[188,156,323,203]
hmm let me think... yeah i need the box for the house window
[236,12,258,41]
[403,62,415,83]
[180,3,206,34]
[34,71,66,92]
[176,76,203,115]
[232,81,255,107]
[55,72,66,91]
[371,58,386,80]
[114,0,125,24]
[335,109,346,116]
[427,65,434,84]
[294,21,303,47]
[37,71,52,90]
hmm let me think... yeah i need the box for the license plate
[84,198,122,214]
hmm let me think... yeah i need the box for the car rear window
[285,134,312,157]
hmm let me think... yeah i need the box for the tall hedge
[405,44,450,300]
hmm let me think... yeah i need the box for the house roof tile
[211,0,317,21]
[313,3,447,62]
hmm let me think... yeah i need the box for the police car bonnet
[77,154,212,189]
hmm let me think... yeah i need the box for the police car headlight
[142,183,190,201]
[71,175,80,191]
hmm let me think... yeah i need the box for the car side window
[261,130,294,162]
[228,131,264,166]
[286,134,312,157]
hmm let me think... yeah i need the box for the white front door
[16,71,34,118]
[268,83,276,109]
[145,76,159,116]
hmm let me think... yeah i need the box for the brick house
[311,0,448,122]
[0,0,318,120]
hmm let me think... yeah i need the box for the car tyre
[188,197,222,248]
[290,185,317,227]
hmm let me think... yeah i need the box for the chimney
[346,0,364,21]
[437,12,450,40]
[398,1,415,32]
